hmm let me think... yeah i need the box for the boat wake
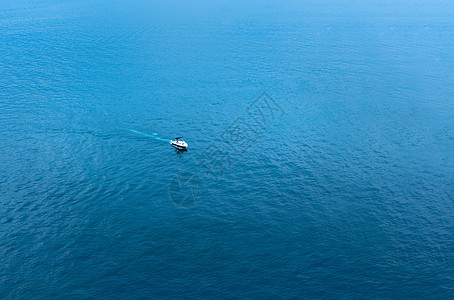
[125,129,170,143]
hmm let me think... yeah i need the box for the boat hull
[171,141,188,149]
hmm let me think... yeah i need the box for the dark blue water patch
[1,0,454,298]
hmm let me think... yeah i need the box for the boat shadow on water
[174,147,187,157]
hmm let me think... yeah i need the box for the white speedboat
[170,137,188,149]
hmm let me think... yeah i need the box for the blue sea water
[1,0,454,298]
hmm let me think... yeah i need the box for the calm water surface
[1,0,454,298]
